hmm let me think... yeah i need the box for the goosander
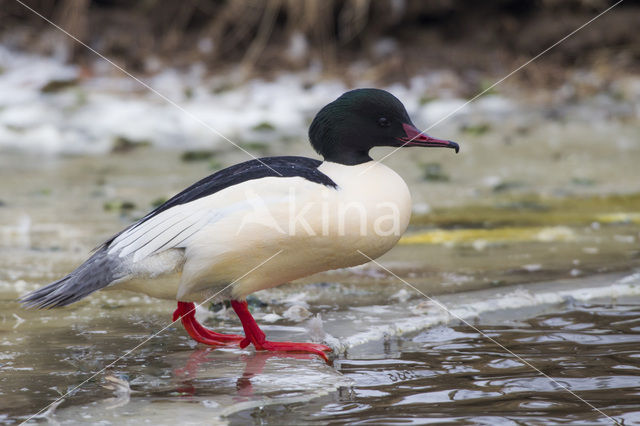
[21,88,459,362]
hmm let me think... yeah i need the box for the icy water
[3,291,640,425]
[1,147,640,424]
[239,302,640,425]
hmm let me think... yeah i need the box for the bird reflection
[172,348,318,397]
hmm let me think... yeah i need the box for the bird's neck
[322,148,372,165]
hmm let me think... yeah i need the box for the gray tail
[20,247,121,309]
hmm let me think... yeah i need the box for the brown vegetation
[2,0,638,86]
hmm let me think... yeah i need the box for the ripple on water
[240,303,640,425]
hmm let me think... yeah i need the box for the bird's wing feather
[103,156,337,263]
[106,178,320,262]
[107,200,225,262]
[99,156,335,249]
[109,206,213,261]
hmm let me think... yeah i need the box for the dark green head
[309,88,459,165]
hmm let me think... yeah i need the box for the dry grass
[2,0,638,84]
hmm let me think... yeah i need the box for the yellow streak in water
[596,213,640,224]
[399,226,575,245]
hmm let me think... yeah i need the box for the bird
[20,88,459,362]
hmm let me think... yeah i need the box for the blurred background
[2,1,640,424]
[3,0,640,81]
[0,0,638,154]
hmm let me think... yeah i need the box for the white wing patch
[108,202,223,262]
[106,175,320,265]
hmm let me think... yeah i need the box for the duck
[21,88,459,362]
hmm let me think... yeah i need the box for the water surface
[1,148,640,424]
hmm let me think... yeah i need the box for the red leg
[173,301,244,346]
[231,300,332,363]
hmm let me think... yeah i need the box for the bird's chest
[309,161,412,261]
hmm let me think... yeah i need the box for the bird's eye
[378,117,390,127]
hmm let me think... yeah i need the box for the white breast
[316,160,413,256]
